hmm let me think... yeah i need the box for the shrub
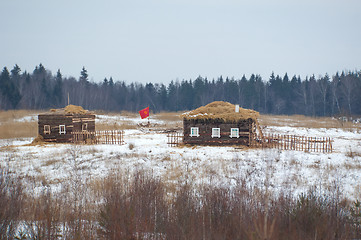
[0,167,23,240]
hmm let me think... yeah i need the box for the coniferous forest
[0,63,360,116]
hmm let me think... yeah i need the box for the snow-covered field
[1,113,361,201]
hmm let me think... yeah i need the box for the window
[82,123,88,131]
[44,125,50,134]
[59,125,66,134]
[211,128,220,138]
[190,127,199,137]
[230,128,239,138]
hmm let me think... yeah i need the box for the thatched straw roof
[182,101,259,122]
[45,105,91,115]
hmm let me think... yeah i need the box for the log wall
[183,118,255,146]
[38,114,95,143]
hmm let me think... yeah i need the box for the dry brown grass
[183,101,259,121]
[0,110,39,122]
[259,114,361,130]
[344,162,361,170]
[345,148,361,158]
[2,109,360,140]
[154,111,182,122]
[96,121,137,130]
[0,110,39,139]
[42,159,62,168]
[94,110,138,118]
[0,122,37,139]
[96,111,183,130]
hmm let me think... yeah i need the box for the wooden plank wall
[38,114,95,143]
[183,118,254,146]
[38,115,73,142]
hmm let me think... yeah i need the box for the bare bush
[0,167,23,239]
[1,164,359,239]
[20,188,62,239]
[98,170,168,240]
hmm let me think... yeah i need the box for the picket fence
[72,130,124,145]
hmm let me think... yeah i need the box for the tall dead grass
[259,114,361,130]
[0,122,37,139]
[0,110,39,123]
[0,110,39,139]
[95,121,137,131]
[0,167,24,239]
[95,110,138,118]
[154,111,182,122]
[1,164,360,239]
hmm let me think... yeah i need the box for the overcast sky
[1,0,360,83]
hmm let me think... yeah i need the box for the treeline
[1,167,360,239]
[1,63,360,116]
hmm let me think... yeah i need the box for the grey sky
[1,0,360,83]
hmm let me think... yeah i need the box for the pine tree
[33,63,46,76]
[167,80,179,111]
[109,77,114,87]
[193,76,205,107]
[103,78,108,86]
[158,84,168,110]
[79,67,89,83]
[11,64,21,78]
[0,67,21,109]
[53,69,63,107]
[40,77,51,108]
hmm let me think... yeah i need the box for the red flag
[139,107,150,119]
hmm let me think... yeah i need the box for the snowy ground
[1,113,361,201]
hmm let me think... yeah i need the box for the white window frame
[82,123,88,132]
[44,125,50,134]
[190,127,199,137]
[230,128,239,138]
[59,125,66,134]
[211,128,221,138]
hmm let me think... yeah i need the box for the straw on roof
[48,105,89,115]
[182,101,259,121]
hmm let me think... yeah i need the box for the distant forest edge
[0,63,360,116]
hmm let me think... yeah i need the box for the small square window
[82,123,88,131]
[212,128,220,138]
[59,125,66,134]
[190,127,199,137]
[44,125,50,134]
[230,128,239,138]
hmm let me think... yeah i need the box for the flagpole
[147,105,150,126]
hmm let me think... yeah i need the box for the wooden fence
[251,133,333,153]
[168,131,333,153]
[72,130,124,145]
[167,131,183,147]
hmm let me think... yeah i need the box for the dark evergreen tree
[193,76,206,108]
[11,64,21,79]
[109,77,114,87]
[40,77,51,108]
[0,67,21,109]
[167,80,180,111]
[103,78,108,86]
[157,84,168,111]
[53,69,63,107]
[79,67,89,84]
[180,80,194,110]
[1,63,361,115]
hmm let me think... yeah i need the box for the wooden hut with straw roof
[182,101,261,146]
[38,105,95,143]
